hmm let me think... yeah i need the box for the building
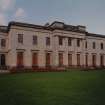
[0,21,105,70]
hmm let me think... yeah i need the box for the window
[101,43,103,50]
[68,38,72,46]
[77,54,80,66]
[59,37,63,45]
[92,54,96,67]
[100,55,104,67]
[93,42,95,49]
[85,41,87,49]
[46,37,50,46]
[33,36,37,45]
[18,34,23,44]
[59,53,63,66]
[0,54,6,66]
[17,52,24,67]
[77,39,80,47]
[1,39,6,47]
[85,53,88,66]
[68,54,72,66]
[32,52,38,66]
[46,53,51,66]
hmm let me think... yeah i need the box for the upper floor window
[1,39,6,47]
[68,38,72,46]
[77,39,80,47]
[33,36,37,45]
[85,41,87,49]
[18,34,23,44]
[101,43,103,50]
[93,42,96,49]
[59,37,63,45]
[46,37,50,46]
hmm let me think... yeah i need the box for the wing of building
[0,21,105,70]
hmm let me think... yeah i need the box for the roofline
[0,21,105,38]
[8,21,52,31]
[0,25,8,33]
[86,32,105,38]
[7,21,86,33]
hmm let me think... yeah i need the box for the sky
[0,0,105,34]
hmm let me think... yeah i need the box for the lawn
[0,71,105,105]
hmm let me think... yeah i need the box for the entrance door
[0,54,6,66]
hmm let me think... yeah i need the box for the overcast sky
[0,0,105,34]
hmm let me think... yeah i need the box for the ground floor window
[92,54,96,67]
[0,54,6,66]
[32,52,38,66]
[77,54,80,66]
[68,54,72,66]
[85,54,88,67]
[59,53,63,66]
[46,53,51,67]
[17,52,24,67]
[100,55,104,67]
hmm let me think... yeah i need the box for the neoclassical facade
[0,21,105,70]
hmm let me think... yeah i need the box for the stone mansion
[0,21,105,70]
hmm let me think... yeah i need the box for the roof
[0,26,8,33]
[8,21,51,31]
[8,21,86,33]
[86,32,105,38]
[0,21,105,39]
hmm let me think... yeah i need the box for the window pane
[46,37,50,46]
[101,43,103,50]
[100,55,104,67]
[33,36,37,45]
[92,54,96,67]
[93,42,95,49]
[85,54,88,66]
[17,52,24,67]
[59,53,63,66]
[18,34,23,43]
[32,52,38,66]
[68,38,72,46]
[77,54,80,66]
[1,39,6,47]
[59,37,63,45]
[85,41,87,49]
[68,54,72,66]
[77,39,80,47]
[46,53,51,66]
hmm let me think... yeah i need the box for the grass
[0,70,105,105]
